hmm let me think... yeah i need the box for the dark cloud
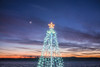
[0,38,43,45]
[82,52,100,55]
[67,47,100,52]
[81,20,100,36]
[56,26,100,43]
[59,42,100,52]
[0,48,13,51]
[21,55,38,57]
[59,42,83,48]
[15,47,33,50]
[14,47,41,53]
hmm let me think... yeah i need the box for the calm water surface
[0,61,100,67]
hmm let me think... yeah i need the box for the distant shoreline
[0,57,100,61]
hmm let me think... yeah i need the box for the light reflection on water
[0,61,100,67]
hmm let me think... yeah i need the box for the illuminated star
[29,21,32,24]
[48,22,55,29]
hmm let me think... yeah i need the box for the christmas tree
[37,22,64,67]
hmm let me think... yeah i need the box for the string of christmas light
[37,22,64,67]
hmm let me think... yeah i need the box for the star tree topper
[48,22,55,29]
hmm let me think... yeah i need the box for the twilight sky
[0,0,100,58]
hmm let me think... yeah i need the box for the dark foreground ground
[0,58,100,67]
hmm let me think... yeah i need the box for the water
[65,61,100,67]
[0,61,37,67]
[0,61,100,67]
